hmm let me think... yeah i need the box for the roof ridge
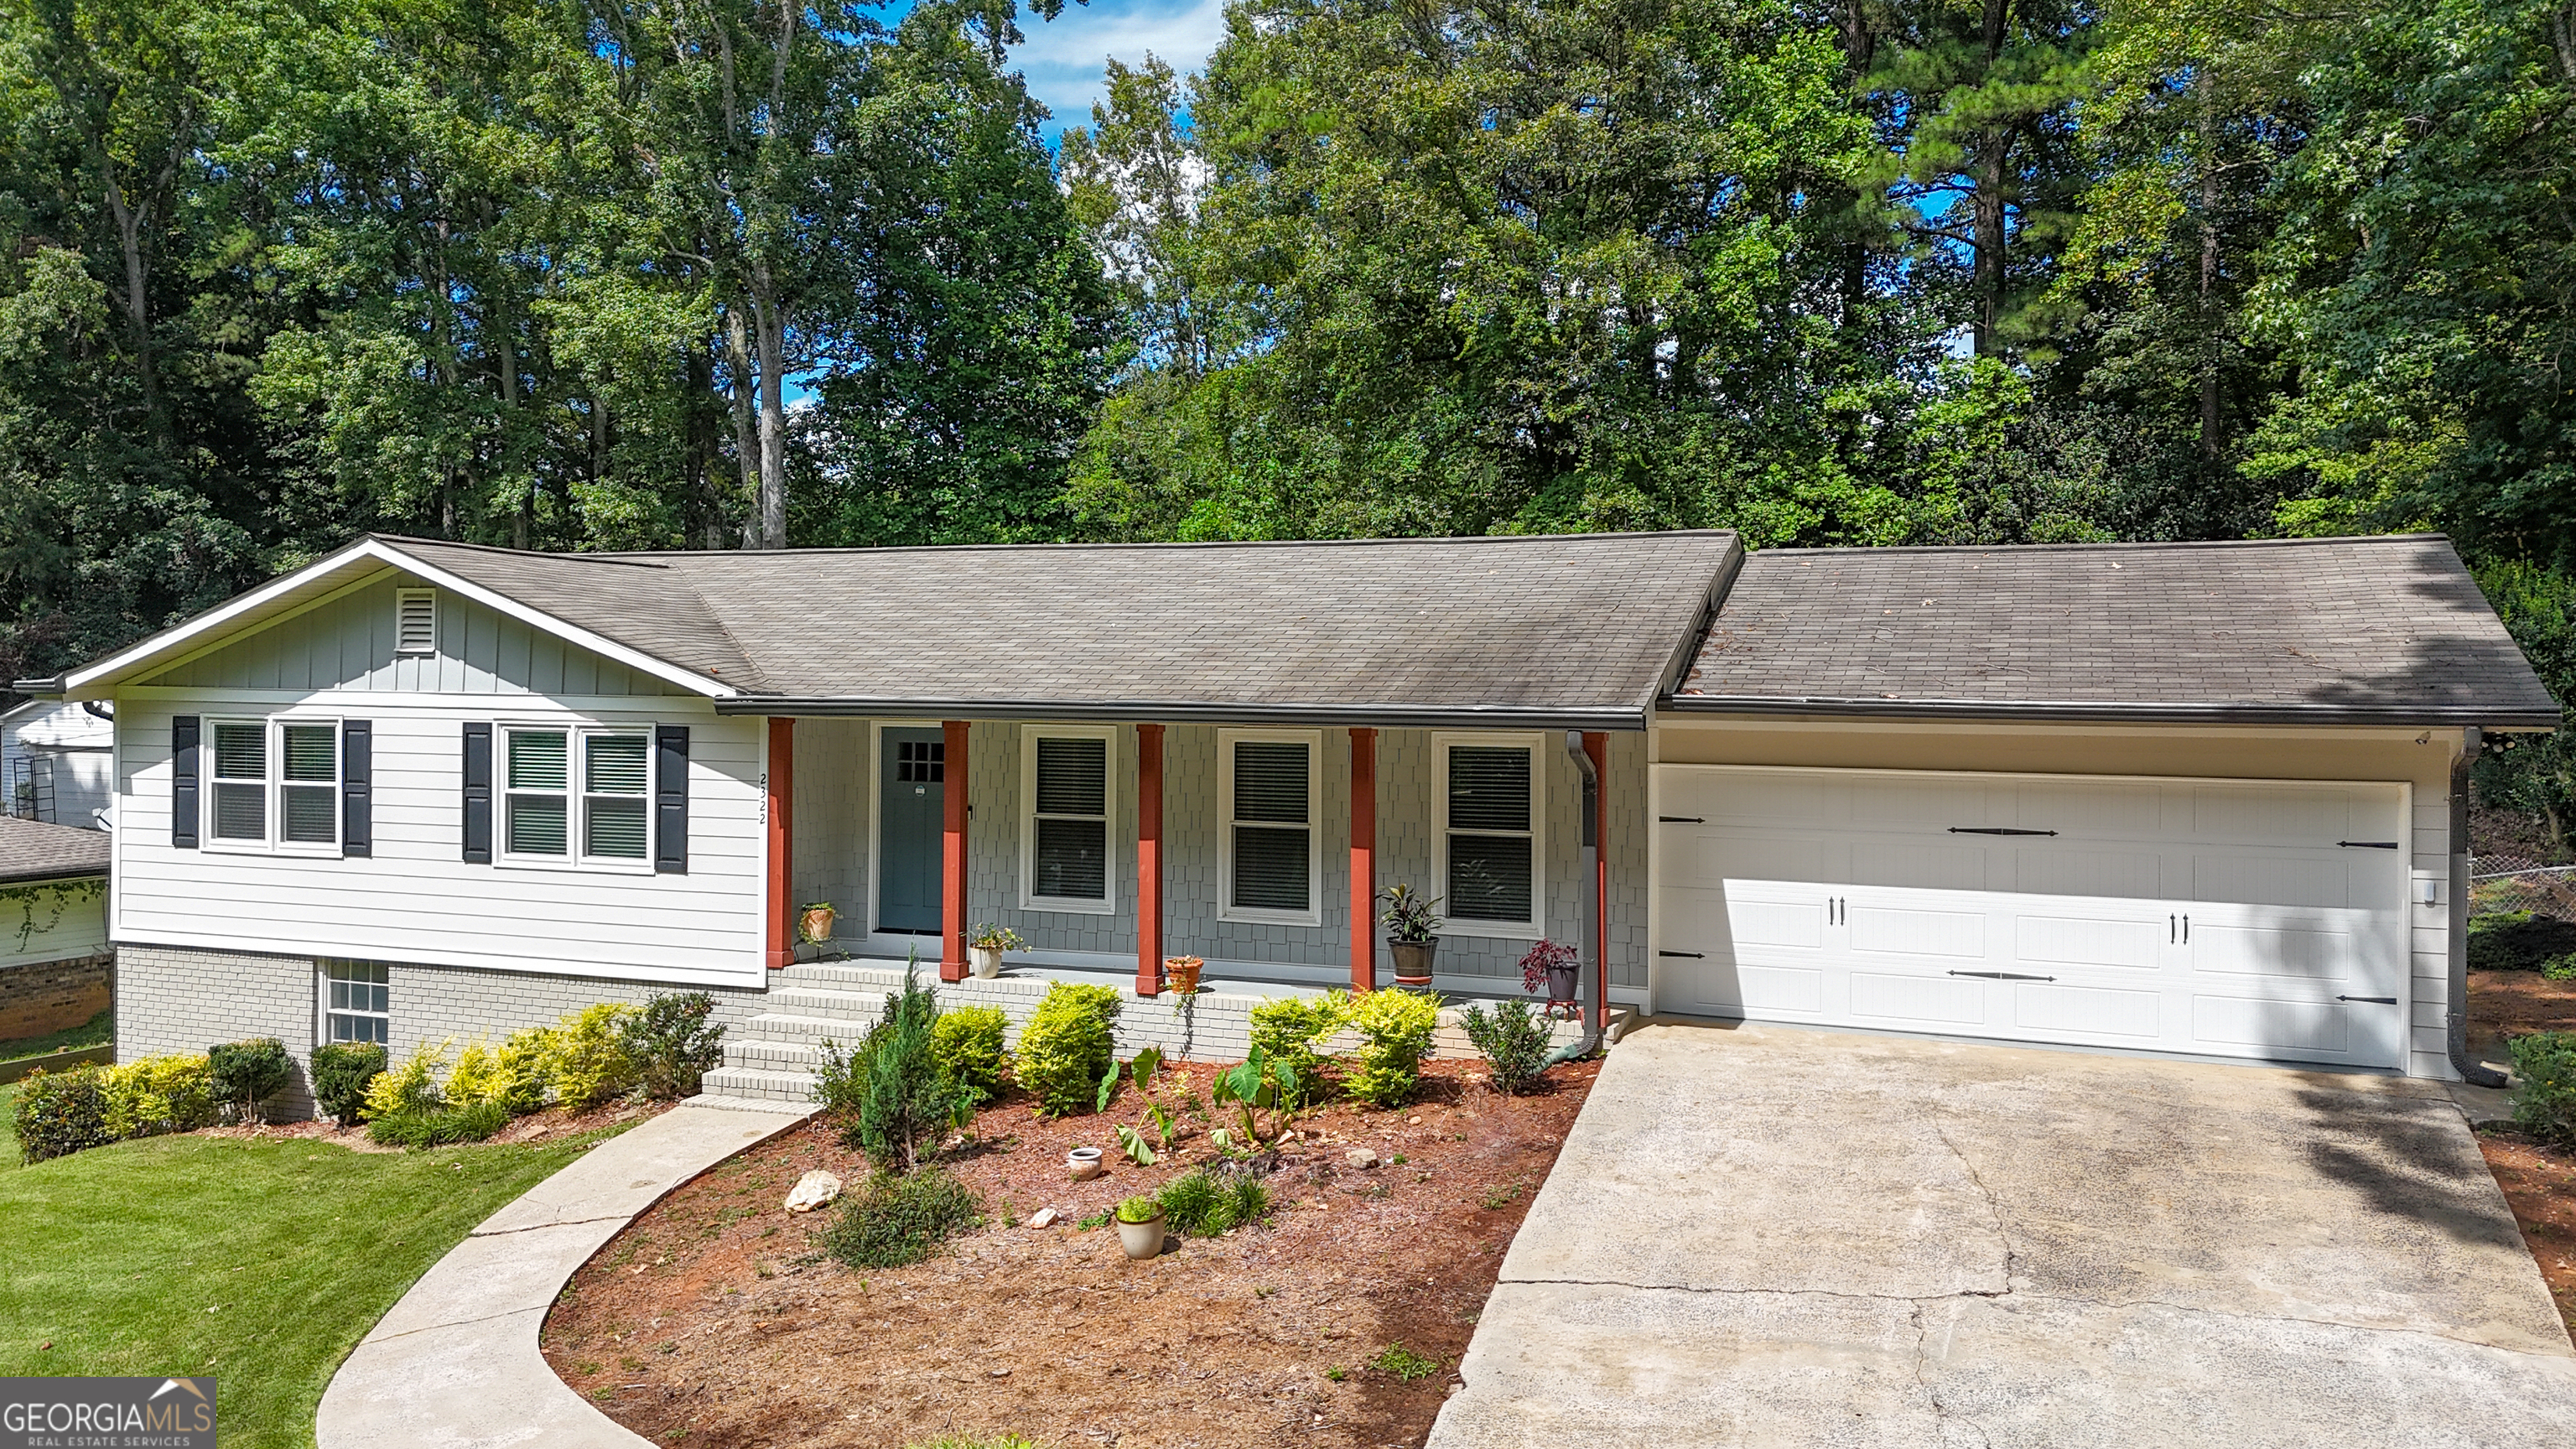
[370,534,675,570]
[587,529,1739,563]
[1750,533,2451,559]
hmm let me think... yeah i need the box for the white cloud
[1010,0,1228,137]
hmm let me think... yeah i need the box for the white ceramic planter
[1067,1146,1103,1182]
[1115,1212,1167,1259]
[969,944,1004,979]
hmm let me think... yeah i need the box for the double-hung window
[501,724,650,867]
[203,717,340,851]
[321,961,389,1045]
[1022,727,1113,912]
[1220,730,1320,925]
[1438,734,1541,936]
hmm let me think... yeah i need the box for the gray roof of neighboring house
[0,814,110,884]
[386,531,1747,729]
[1671,534,2561,727]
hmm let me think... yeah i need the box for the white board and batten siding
[112,571,768,989]
[1652,764,2425,1073]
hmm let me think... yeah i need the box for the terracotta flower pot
[1165,955,1204,994]
[1389,937,1438,985]
[1115,1211,1167,1259]
[797,906,836,944]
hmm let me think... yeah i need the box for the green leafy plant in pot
[1379,884,1442,986]
[967,923,1025,979]
[1114,1193,1167,1259]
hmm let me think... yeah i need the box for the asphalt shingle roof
[382,532,1744,727]
[0,815,110,884]
[1674,535,2560,726]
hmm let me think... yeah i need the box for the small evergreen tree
[858,962,969,1174]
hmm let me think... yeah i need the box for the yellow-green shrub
[493,1028,555,1113]
[1342,988,1440,1107]
[1249,992,1348,1106]
[444,1036,544,1114]
[931,1005,1010,1104]
[362,1039,451,1121]
[544,1003,640,1109]
[1013,983,1122,1115]
[101,1053,217,1138]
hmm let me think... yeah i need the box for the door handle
[2336,995,2397,1005]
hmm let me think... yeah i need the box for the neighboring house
[8,530,2555,1113]
[2,698,114,829]
[0,814,112,1041]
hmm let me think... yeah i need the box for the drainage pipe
[1560,732,1603,1059]
[2449,726,2509,1088]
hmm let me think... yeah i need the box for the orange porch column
[1350,726,1377,993]
[766,717,794,969]
[1135,723,1166,996]
[1583,730,1610,1031]
[941,719,970,983]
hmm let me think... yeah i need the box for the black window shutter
[171,714,200,849]
[462,723,492,864]
[653,725,689,875]
[341,719,372,857]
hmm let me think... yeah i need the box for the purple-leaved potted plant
[1520,938,1581,1013]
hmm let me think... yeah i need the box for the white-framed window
[204,716,339,853]
[501,724,651,869]
[1436,732,1543,937]
[1219,728,1322,927]
[321,961,389,1045]
[394,588,438,655]
[1021,725,1114,914]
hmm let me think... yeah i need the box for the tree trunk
[752,263,788,549]
[99,175,163,434]
[1971,0,2012,358]
[1836,0,1877,328]
[727,306,759,545]
[2195,70,2225,474]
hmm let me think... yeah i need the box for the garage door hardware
[1658,815,1705,823]
[1657,949,1706,958]
[2337,840,2399,849]
[2170,914,2190,943]
[1949,827,2059,836]
[1949,970,2057,982]
[2336,995,2397,1005]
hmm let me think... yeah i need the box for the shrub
[13,1065,112,1162]
[2466,911,2576,972]
[2510,1031,2576,1148]
[1156,1166,1271,1237]
[1115,1193,1161,1223]
[857,966,969,1173]
[1461,999,1554,1095]
[2545,954,2576,983]
[206,1038,294,1123]
[821,1168,981,1269]
[1014,982,1122,1115]
[101,1053,217,1138]
[545,1003,640,1109]
[362,1039,452,1122]
[1249,993,1347,1107]
[368,1098,512,1149]
[444,1037,543,1114]
[931,1005,1010,1104]
[309,1041,387,1126]
[492,1029,554,1114]
[621,991,726,1099]
[1343,988,1439,1108]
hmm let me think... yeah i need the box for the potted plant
[1520,937,1581,1015]
[968,924,1025,979]
[1114,1193,1166,1259]
[1164,954,1206,995]
[1380,884,1442,986]
[797,901,838,945]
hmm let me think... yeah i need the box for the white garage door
[1652,766,2412,1070]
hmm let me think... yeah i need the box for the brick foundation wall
[0,949,112,1041]
[116,943,769,1119]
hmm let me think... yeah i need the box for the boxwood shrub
[2510,1031,2576,1148]
[310,1041,387,1127]
[13,1064,112,1163]
[1013,983,1122,1116]
[207,1037,294,1122]
[2466,911,2576,972]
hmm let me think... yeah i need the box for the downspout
[1551,732,1602,1061]
[2449,727,2508,1088]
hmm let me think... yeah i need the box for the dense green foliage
[2466,912,2576,974]
[2507,1031,2576,1148]
[1155,1165,1272,1236]
[857,967,972,1171]
[12,1065,110,1162]
[206,1037,293,1121]
[100,1052,216,1138]
[309,1041,387,1126]
[1461,999,1555,1094]
[1013,981,1124,1115]
[1340,987,1440,1108]
[931,1004,1012,1105]
[1246,993,1346,1107]
[822,1166,983,1268]
[619,991,727,1100]
[0,1107,626,1449]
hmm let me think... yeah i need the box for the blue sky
[1004,0,1226,143]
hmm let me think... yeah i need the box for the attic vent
[395,589,437,655]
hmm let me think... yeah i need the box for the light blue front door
[878,728,944,933]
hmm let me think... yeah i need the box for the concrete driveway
[1431,1021,2576,1448]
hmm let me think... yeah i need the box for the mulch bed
[193,1097,667,1154]
[542,1056,1600,1449]
[2468,969,2576,1056]
[2478,1130,2576,1341]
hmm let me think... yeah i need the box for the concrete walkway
[316,1098,812,1449]
[1431,1020,2576,1449]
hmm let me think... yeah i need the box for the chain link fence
[2470,805,2576,918]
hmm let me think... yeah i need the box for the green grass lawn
[0,1093,620,1449]
[0,1009,113,1063]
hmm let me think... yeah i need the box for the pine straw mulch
[542,1056,1601,1449]
[193,1096,668,1153]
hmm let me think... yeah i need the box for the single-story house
[0,813,112,1041]
[3,698,114,829]
[12,529,2554,1110]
